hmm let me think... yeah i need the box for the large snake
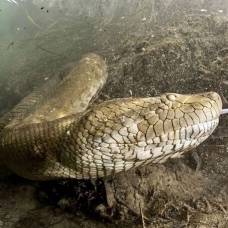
[0,53,224,180]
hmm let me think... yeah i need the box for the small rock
[95,204,113,219]
[57,198,71,210]
[200,9,207,12]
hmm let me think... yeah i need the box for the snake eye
[167,94,177,101]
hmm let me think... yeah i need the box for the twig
[36,44,65,58]
[192,150,202,172]
[140,203,146,228]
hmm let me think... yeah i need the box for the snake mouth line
[184,118,219,136]
[91,118,220,148]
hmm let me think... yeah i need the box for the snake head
[59,91,223,178]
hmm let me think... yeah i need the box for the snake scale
[0,53,223,180]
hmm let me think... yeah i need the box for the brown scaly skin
[0,53,108,129]
[0,53,108,176]
[0,91,222,180]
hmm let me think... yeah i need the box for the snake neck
[0,114,81,179]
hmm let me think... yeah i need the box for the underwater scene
[0,0,228,227]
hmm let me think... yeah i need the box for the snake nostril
[208,92,220,100]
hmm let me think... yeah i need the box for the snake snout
[178,92,222,119]
[202,92,222,104]
[199,92,222,116]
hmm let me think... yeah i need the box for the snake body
[0,54,223,180]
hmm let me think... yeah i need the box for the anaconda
[0,53,224,180]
